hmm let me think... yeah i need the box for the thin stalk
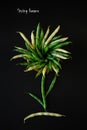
[41,75,46,111]
[24,112,65,123]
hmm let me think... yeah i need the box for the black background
[0,2,87,130]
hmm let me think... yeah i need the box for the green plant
[11,23,71,122]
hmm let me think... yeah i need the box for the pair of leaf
[51,51,70,60]
[48,40,71,51]
[11,46,35,61]
[47,54,61,69]
[44,25,60,47]
[25,61,46,72]
[27,75,57,110]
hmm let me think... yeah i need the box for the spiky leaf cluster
[11,23,71,77]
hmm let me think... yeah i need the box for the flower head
[11,23,71,77]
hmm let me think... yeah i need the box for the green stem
[41,75,46,111]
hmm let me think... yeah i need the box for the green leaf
[51,35,62,41]
[31,31,35,48]
[52,58,62,69]
[41,26,50,54]
[35,24,43,57]
[35,69,43,78]
[14,46,30,54]
[42,26,50,44]
[17,32,33,49]
[52,53,68,59]
[36,23,41,48]
[48,61,52,70]
[40,29,44,42]
[25,42,31,50]
[58,52,70,57]
[55,48,71,53]
[27,92,43,107]
[52,63,59,75]
[46,75,57,97]
[53,41,72,49]
[11,54,30,60]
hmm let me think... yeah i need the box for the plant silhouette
[11,23,71,123]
